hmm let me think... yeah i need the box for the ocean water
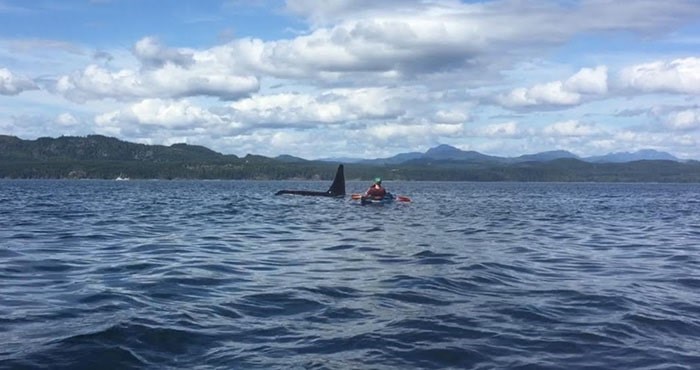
[1,180,699,369]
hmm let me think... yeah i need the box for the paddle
[350,193,412,202]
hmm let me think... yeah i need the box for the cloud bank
[1,0,700,159]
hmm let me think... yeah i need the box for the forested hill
[0,135,340,180]
[2,135,700,182]
[0,134,229,162]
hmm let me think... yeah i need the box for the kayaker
[364,177,386,199]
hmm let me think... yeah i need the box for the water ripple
[1,180,699,369]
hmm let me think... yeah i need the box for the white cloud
[49,0,687,101]
[287,0,700,38]
[475,121,521,137]
[133,36,194,68]
[564,66,608,95]
[55,62,259,102]
[53,38,260,102]
[130,99,225,128]
[231,93,344,126]
[278,0,699,80]
[542,120,603,137]
[434,109,468,124]
[366,121,463,141]
[497,66,608,108]
[95,98,237,133]
[56,112,79,126]
[55,65,142,101]
[268,130,309,148]
[0,68,38,95]
[229,87,406,126]
[498,82,582,108]
[45,2,698,104]
[619,57,700,94]
[610,130,672,150]
[666,108,700,131]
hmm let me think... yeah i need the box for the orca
[275,164,345,197]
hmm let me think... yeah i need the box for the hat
[373,177,382,184]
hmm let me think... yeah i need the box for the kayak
[360,193,395,206]
[350,192,411,205]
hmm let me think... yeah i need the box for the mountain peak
[421,144,503,162]
[425,144,461,156]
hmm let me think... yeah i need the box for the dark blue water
[1,180,699,369]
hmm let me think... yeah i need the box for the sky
[1,0,700,160]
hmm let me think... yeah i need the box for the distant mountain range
[1,135,698,181]
[319,144,681,164]
[0,134,680,165]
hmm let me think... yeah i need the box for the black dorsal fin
[274,164,346,197]
[326,164,345,196]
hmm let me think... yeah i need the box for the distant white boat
[115,174,130,181]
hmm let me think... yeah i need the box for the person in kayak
[364,177,386,199]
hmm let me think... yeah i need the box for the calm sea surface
[1,180,699,369]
